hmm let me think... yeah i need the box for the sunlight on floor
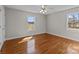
[66,44,79,54]
[18,36,33,44]
[27,39,35,53]
[18,36,35,53]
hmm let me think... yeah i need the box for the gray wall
[5,8,46,40]
[0,5,5,49]
[47,7,79,41]
[5,6,79,41]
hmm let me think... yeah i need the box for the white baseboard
[6,32,79,42]
[5,32,46,40]
[47,32,79,42]
[5,35,27,40]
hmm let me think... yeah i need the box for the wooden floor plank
[1,33,79,54]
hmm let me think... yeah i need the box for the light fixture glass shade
[40,10,43,13]
[40,5,47,14]
[42,5,44,8]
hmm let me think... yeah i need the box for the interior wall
[47,7,79,41]
[5,6,79,41]
[0,5,5,50]
[5,7,46,40]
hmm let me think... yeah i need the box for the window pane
[27,16,35,23]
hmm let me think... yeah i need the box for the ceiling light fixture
[40,5,47,14]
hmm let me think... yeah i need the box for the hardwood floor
[1,33,79,54]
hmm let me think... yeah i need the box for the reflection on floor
[1,33,79,54]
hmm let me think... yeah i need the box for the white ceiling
[5,5,79,14]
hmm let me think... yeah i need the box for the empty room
[0,5,79,54]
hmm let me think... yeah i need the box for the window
[67,12,79,29]
[27,16,36,31]
[27,16,35,24]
